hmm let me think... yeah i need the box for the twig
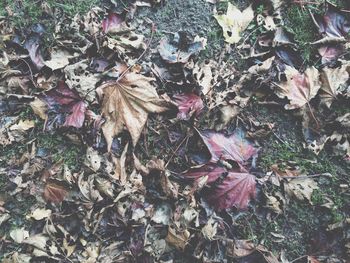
[281,173,331,179]
[18,58,38,90]
[165,134,189,168]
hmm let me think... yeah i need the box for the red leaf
[43,81,87,128]
[43,182,68,204]
[102,13,124,33]
[199,130,258,164]
[183,163,226,183]
[173,93,204,120]
[207,170,256,211]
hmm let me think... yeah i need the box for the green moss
[284,5,318,63]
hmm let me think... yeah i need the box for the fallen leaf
[165,226,190,250]
[24,34,45,69]
[158,32,206,63]
[284,177,319,204]
[43,182,68,204]
[102,12,125,33]
[198,129,258,164]
[214,3,254,44]
[44,48,74,70]
[319,63,349,107]
[42,81,87,128]
[173,93,204,120]
[273,66,321,109]
[30,208,52,220]
[207,170,256,210]
[96,71,171,150]
[10,228,29,243]
[183,163,226,183]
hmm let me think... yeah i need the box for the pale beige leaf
[10,228,29,243]
[274,66,321,109]
[320,64,349,107]
[30,208,52,220]
[97,72,171,150]
[214,3,254,44]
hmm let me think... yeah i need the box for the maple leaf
[214,3,254,44]
[207,170,256,211]
[42,81,87,128]
[319,63,349,107]
[43,182,68,204]
[198,129,258,164]
[173,93,204,120]
[183,163,227,183]
[273,66,321,110]
[96,71,171,151]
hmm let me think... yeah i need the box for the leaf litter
[0,0,349,262]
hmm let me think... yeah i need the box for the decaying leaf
[183,163,226,184]
[97,71,171,150]
[10,228,29,243]
[214,3,254,44]
[158,32,206,63]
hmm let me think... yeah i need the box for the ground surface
[0,0,349,262]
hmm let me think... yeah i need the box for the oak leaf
[97,71,171,150]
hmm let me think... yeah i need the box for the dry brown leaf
[320,64,349,107]
[43,182,68,204]
[274,66,321,109]
[97,72,171,150]
[165,226,190,250]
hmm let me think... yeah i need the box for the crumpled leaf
[96,70,171,150]
[207,170,256,210]
[319,63,349,107]
[273,66,321,109]
[214,3,254,44]
[165,226,190,250]
[173,93,204,120]
[198,129,258,164]
[41,81,87,128]
[158,32,206,63]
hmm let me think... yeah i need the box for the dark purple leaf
[43,81,87,128]
[207,170,256,211]
[24,34,45,70]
